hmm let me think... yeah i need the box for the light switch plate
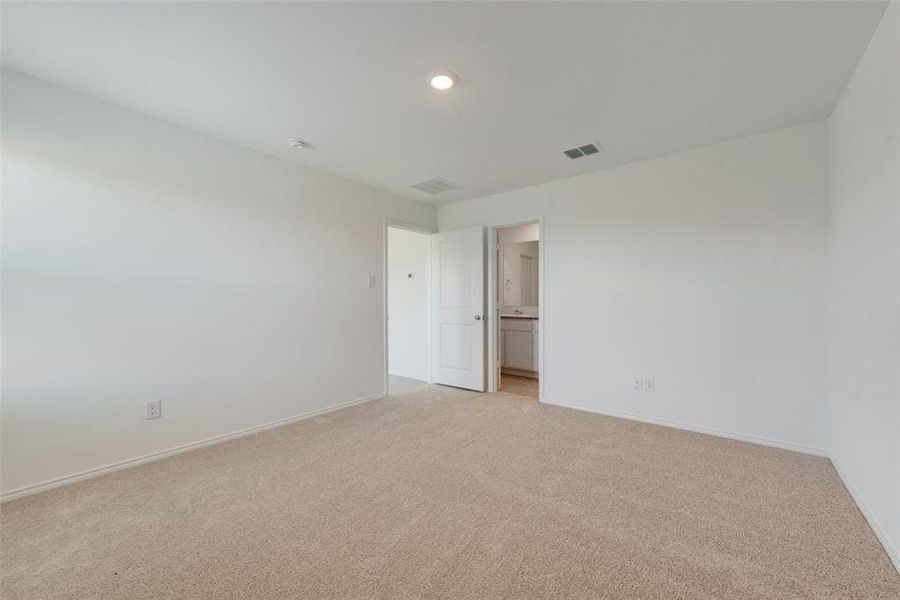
[368,275,376,288]
[632,377,643,391]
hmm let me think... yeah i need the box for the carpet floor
[2,385,898,599]
[389,374,429,394]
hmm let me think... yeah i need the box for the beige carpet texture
[2,385,898,599]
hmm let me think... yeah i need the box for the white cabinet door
[503,330,533,371]
[532,325,540,372]
[432,226,485,391]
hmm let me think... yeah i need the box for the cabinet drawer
[500,318,533,332]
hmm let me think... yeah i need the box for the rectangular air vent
[563,142,602,160]
[410,177,461,194]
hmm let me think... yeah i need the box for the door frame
[383,220,434,397]
[489,217,545,400]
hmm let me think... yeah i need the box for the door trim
[383,220,434,397]
[489,217,545,400]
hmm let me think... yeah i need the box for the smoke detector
[288,138,306,150]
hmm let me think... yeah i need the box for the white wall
[387,227,430,381]
[1,70,436,496]
[440,121,831,454]
[827,1,900,570]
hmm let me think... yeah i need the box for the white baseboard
[0,392,384,503]
[831,454,900,574]
[540,398,829,457]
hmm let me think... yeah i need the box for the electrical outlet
[644,377,656,392]
[368,275,377,288]
[632,377,643,391]
[145,400,161,420]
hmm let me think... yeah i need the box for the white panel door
[432,226,485,391]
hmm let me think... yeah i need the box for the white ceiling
[2,1,888,205]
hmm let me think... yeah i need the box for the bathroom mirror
[501,241,539,308]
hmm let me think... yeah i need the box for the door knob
[474,315,483,320]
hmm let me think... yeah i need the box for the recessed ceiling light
[288,138,306,149]
[430,71,457,91]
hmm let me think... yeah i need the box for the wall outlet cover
[145,400,162,420]
[644,377,656,392]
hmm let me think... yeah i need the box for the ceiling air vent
[562,142,602,160]
[410,177,461,195]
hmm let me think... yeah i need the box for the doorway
[385,224,431,394]
[494,222,542,400]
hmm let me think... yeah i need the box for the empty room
[1,1,898,598]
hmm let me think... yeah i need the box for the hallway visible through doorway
[386,225,431,394]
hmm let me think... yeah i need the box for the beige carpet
[2,385,898,599]
[389,374,429,393]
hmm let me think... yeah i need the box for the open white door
[432,226,485,391]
